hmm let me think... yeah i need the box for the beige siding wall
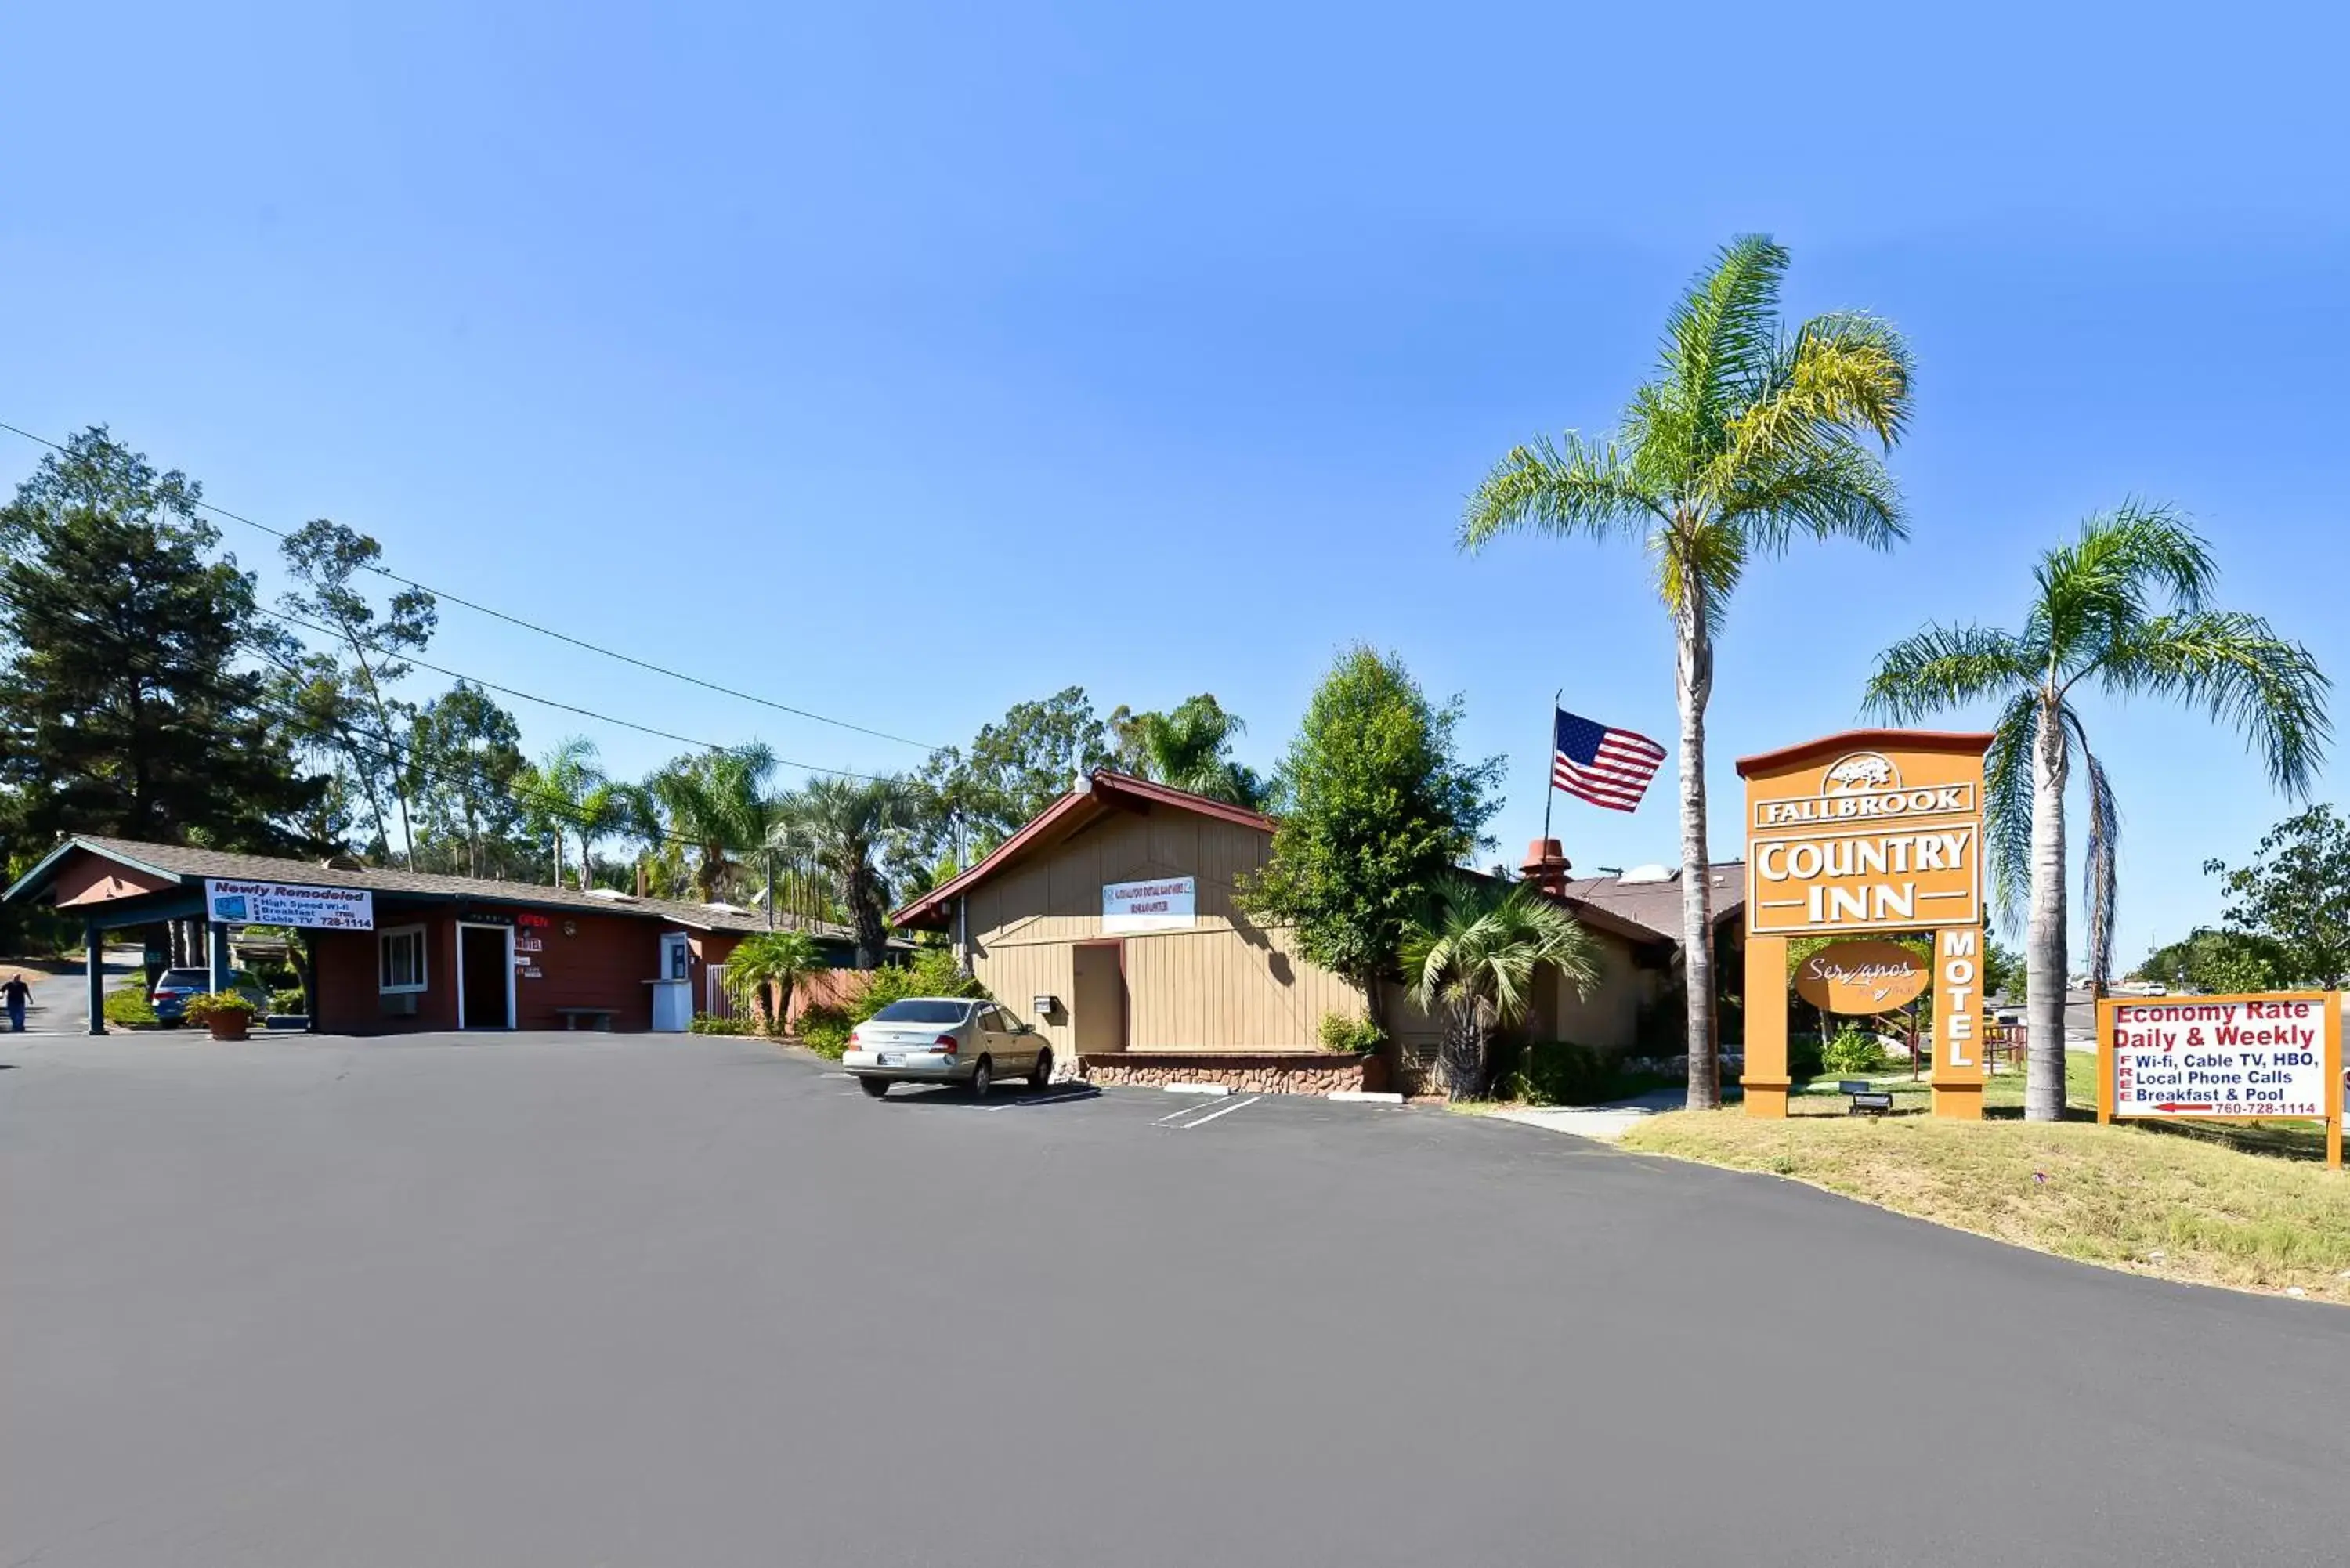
[963,807,1371,1053]
[1549,934,1653,1051]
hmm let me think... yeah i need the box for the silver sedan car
[841,998,1052,1098]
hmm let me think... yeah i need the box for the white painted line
[1161,1083,1231,1097]
[1327,1090,1404,1104]
[1172,1093,1261,1130]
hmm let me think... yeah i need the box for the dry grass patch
[1622,1109,2350,1303]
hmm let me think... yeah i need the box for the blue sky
[5,1,2345,964]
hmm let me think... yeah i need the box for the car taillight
[847,1028,862,1049]
[150,991,168,1002]
[935,1035,960,1054]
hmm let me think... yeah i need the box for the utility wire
[0,418,944,753]
[262,606,893,782]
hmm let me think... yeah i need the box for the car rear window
[158,970,209,987]
[867,999,973,1025]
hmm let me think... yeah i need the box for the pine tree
[0,428,324,849]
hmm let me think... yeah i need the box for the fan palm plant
[721,929,826,1033]
[1460,235,1913,1109]
[1402,876,1603,1100]
[1864,505,2328,1121]
[772,774,920,967]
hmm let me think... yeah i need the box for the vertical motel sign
[1738,729,1994,1121]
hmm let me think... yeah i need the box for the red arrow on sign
[2154,1102,2217,1113]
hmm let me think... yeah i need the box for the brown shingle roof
[34,836,851,938]
[1558,862,1746,947]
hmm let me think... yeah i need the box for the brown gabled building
[890,771,1743,1093]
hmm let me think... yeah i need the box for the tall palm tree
[721,929,826,1032]
[1402,876,1603,1100]
[1864,505,2328,1121]
[772,775,920,968]
[1461,235,1914,1110]
[647,744,779,903]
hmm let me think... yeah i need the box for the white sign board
[2108,995,2330,1120]
[1101,876,1195,934]
[203,877,375,931]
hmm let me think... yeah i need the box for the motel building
[889,770,1747,1094]
[3,836,865,1035]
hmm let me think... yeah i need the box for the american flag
[1552,707,1666,813]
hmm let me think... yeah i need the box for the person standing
[2,971,31,1033]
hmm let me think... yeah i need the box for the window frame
[378,924,429,995]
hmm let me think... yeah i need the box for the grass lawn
[1623,1094,2350,1302]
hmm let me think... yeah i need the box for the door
[1070,941,1126,1056]
[458,923,514,1030]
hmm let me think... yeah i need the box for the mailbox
[1032,994,1058,1020]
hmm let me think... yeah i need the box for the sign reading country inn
[1746,746,1983,936]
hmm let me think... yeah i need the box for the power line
[0,418,945,753]
[261,606,894,782]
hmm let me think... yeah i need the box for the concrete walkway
[1485,1084,1698,1142]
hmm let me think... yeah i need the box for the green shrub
[103,985,158,1026]
[847,948,989,1024]
[1823,1026,1888,1075]
[1499,1041,1625,1107]
[269,987,307,1015]
[689,1013,749,1035]
[1318,1013,1387,1053]
[798,1003,854,1059]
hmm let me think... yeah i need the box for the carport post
[208,921,232,995]
[85,918,107,1035]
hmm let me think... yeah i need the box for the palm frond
[2064,708,2120,988]
[1651,518,1745,638]
[1459,433,1665,551]
[1657,234,1788,436]
[2029,503,2216,667]
[1722,310,1914,474]
[1719,439,1907,557]
[1982,690,2043,930]
[2094,609,2333,794]
[1861,624,2034,723]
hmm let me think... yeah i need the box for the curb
[1161,1083,1232,1097]
[1328,1090,1405,1104]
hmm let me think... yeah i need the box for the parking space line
[1164,1093,1261,1130]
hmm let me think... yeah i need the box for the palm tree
[512,736,606,888]
[1403,876,1603,1101]
[1110,695,1270,808]
[1460,234,1913,1110]
[647,744,779,903]
[1864,505,2328,1121]
[772,775,920,968]
[721,929,826,1032]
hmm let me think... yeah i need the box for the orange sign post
[2099,992,2343,1171]
[1738,730,1994,1120]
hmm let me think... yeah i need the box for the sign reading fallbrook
[2099,992,2342,1169]
[1738,729,1992,1120]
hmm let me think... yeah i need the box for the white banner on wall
[1101,876,1196,934]
[203,878,375,931]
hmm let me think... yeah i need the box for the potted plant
[183,989,259,1042]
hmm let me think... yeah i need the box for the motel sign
[1737,729,1994,1122]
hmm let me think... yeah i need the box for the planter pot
[205,1013,251,1042]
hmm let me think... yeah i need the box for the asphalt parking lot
[6,1032,2350,1566]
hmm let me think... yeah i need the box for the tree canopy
[2203,804,2350,988]
[1237,646,1501,1020]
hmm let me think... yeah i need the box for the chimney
[1519,838,1571,898]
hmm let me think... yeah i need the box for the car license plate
[878,1053,902,1068]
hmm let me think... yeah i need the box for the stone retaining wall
[1081,1051,1385,1096]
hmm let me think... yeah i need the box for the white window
[379,926,428,993]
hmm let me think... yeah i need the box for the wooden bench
[555,1007,617,1032]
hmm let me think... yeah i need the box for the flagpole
[1541,688,1561,845]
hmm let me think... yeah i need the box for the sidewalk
[1486,1085,1707,1143]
